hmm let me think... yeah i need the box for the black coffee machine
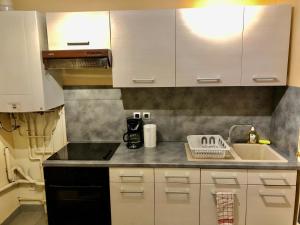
[123,117,144,149]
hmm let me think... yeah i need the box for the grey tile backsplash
[64,87,275,143]
[271,86,300,156]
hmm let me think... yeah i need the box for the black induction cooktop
[47,142,120,161]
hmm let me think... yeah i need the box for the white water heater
[0,0,13,11]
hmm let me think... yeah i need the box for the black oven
[44,167,111,225]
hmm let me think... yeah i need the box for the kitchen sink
[232,144,287,162]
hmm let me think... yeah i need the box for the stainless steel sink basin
[232,144,287,162]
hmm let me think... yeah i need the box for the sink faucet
[227,124,253,145]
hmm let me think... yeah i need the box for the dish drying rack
[187,135,230,159]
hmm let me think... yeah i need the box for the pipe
[0,182,17,192]
[17,110,61,155]
[31,113,38,149]
[4,147,14,182]
[12,117,45,184]
[18,135,52,138]
[33,111,59,155]
[0,179,45,193]
[43,111,50,151]
[12,166,44,185]
[23,114,46,184]
[0,180,31,193]
[1,146,44,194]
[24,114,41,162]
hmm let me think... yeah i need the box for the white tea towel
[216,192,234,225]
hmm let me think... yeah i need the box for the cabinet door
[46,12,110,50]
[111,10,175,87]
[242,5,291,86]
[0,12,32,96]
[176,7,243,87]
[200,184,247,225]
[110,182,154,225]
[155,183,200,225]
[246,185,295,225]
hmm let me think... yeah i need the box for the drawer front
[201,169,247,185]
[110,182,154,225]
[200,184,247,225]
[155,168,200,184]
[155,182,200,225]
[246,185,295,225]
[248,170,296,186]
[110,168,154,183]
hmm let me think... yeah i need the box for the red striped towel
[216,192,234,225]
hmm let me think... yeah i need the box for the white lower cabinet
[110,168,297,225]
[200,184,247,225]
[246,185,296,225]
[155,182,200,225]
[110,168,155,225]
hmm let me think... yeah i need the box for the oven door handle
[47,185,104,189]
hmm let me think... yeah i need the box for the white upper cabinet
[46,12,110,50]
[176,7,243,87]
[0,11,63,112]
[242,5,291,86]
[111,10,175,87]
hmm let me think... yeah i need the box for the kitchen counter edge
[43,142,300,170]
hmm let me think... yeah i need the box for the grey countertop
[43,142,300,170]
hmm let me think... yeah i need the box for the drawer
[155,182,200,225]
[110,182,154,225]
[155,168,200,184]
[248,170,297,186]
[110,168,154,183]
[201,169,247,185]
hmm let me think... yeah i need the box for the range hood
[42,49,112,70]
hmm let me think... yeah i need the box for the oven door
[46,185,111,225]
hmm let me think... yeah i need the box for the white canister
[143,124,157,148]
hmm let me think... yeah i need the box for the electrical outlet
[143,112,151,120]
[133,112,141,119]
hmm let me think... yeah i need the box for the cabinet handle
[67,42,90,46]
[119,175,144,178]
[259,190,286,197]
[211,190,237,195]
[132,78,155,83]
[252,77,278,82]
[165,188,190,195]
[211,173,238,180]
[196,78,221,83]
[120,187,144,194]
[119,172,144,178]
[164,172,190,183]
[259,175,288,185]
